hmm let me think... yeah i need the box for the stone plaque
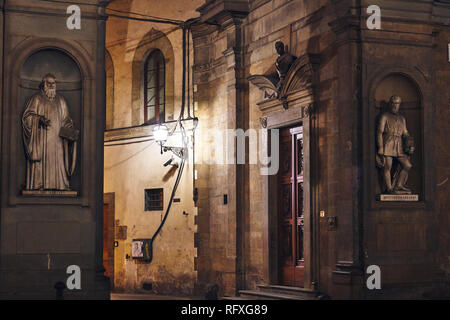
[378,194,419,202]
[22,190,78,197]
[115,225,127,240]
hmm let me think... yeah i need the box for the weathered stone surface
[101,0,450,299]
[0,0,110,299]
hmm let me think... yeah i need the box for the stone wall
[192,0,345,296]
[359,0,450,299]
[105,0,450,299]
[192,0,450,299]
[0,0,109,299]
[434,22,450,295]
[245,0,339,293]
[104,0,203,295]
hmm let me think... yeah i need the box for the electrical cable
[149,24,190,254]
[106,7,183,24]
[41,0,184,25]
[41,0,102,7]
[99,7,196,260]
[187,28,191,119]
[106,13,182,26]
[179,26,187,120]
[104,138,154,147]
[36,0,200,262]
[151,126,186,241]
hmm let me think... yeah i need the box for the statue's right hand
[377,148,383,155]
[39,116,51,129]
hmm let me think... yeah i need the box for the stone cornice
[190,22,219,40]
[196,0,249,27]
[104,125,154,143]
[4,0,105,19]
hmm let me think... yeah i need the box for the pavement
[111,293,204,300]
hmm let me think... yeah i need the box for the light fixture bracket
[163,146,186,160]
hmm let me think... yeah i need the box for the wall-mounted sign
[115,225,127,240]
[131,239,153,262]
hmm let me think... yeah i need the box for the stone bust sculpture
[22,73,78,191]
[376,95,415,194]
[275,41,296,90]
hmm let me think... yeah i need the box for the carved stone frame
[362,65,435,211]
[2,37,94,207]
[252,54,320,290]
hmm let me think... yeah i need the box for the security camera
[163,158,179,168]
[163,158,173,167]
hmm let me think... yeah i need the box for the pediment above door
[249,53,320,128]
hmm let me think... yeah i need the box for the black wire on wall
[45,0,196,260]
[149,25,189,253]
[41,0,185,25]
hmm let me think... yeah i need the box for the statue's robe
[22,92,74,190]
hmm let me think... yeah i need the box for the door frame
[103,192,115,290]
[253,54,320,290]
[266,112,316,289]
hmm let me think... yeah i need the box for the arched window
[144,49,165,124]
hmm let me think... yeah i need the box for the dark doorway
[103,193,115,289]
[277,126,305,287]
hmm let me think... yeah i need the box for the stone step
[237,290,311,300]
[257,285,317,298]
[222,296,250,301]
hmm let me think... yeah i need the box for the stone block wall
[104,0,203,296]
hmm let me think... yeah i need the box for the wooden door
[278,126,305,287]
[103,193,115,289]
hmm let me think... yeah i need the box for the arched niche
[373,73,423,197]
[131,28,175,126]
[18,48,82,193]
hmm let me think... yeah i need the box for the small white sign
[379,194,419,202]
[132,240,144,258]
[448,44,450,62]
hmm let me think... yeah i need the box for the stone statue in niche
[376,95,416,198]
[22,73,79,193]
[275,41,296,91]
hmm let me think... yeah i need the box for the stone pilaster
[193,0,249,297]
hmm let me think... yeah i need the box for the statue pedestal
[378,194,419,202]
[22,190,78,197]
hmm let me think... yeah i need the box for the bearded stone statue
[22,73,78,191]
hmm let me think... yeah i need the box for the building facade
[103,0,450,299]
[0,0,448,300]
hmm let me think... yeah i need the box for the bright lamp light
[153,124,169,145]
